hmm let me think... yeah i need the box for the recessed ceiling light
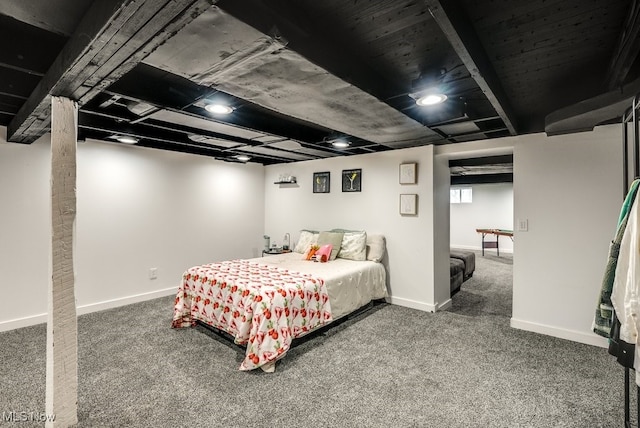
[116,136,138,144]
[416,93,448,106]
[331,140,350,148]
[235,154,251,162]
[205,104,234,115]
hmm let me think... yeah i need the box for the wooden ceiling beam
[7,0,214,144]
[78,111,304,164]
[605,0,640,90]
[424,0,517,135]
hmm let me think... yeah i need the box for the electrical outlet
[149,268,158,280]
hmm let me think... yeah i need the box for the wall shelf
[275,181,299,188]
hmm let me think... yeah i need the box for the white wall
[433,154,452,307]
[450,183,514,253]
[0,131,51,329]
[264,145,451,312]
[511,125,621,346]
[264,124,622,345]
[0,130,265,330]
[1,122,624,348]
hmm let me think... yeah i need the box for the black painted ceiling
[1,0,639,167]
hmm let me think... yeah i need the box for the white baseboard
[437,298,452,311]
[450,244,480,251]
[0,312,48,332]
[388,296,442,313]
[0,287,177,333]
[510,318,608,348]
[76,287,177,316]
[450,244,513,254]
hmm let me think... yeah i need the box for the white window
[450,188,460,203]
[460,187,473,203]
[450,187,472,204]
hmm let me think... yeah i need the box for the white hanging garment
[611,195,640,385]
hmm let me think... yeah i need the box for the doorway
[447,156,514,319]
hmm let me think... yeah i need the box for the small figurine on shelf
[277,174,296,183]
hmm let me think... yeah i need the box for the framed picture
[342,169,362,192]
[313,171,330,193]
[399,162,417,184]
[400,194,418,215]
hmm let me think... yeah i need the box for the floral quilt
[172,259,333,371]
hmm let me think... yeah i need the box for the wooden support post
[46,96,78,427]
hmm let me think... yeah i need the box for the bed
[172,231,387,372]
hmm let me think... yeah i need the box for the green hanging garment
[593,179,640,338]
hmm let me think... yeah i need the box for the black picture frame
[313,172,330,193]
[342,169,362,192]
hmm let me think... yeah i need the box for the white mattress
[248,252,387,320]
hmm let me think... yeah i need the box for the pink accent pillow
[314,244,333,263]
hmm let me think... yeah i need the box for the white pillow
[337,231,367,261]
[366,234,386,262]
[293,230,318,254]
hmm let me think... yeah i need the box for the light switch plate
[517,219,528,232]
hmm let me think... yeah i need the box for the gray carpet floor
[0,252,633,427]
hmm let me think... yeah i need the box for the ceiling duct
[187,134,241,148]
[126,100,157,116]
[143,7,442,148]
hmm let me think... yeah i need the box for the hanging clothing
[593,179,640,337]
[611,189,640,385]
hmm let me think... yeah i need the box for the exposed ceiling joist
[425,0,518,136]
[7,0,214,144]
[605,0,640,90]
[449,154,513,168]
[451,173,513,185]
[0,0,637,168]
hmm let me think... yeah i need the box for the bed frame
[195,298,386,352]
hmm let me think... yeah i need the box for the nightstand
[262,248,292,256]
